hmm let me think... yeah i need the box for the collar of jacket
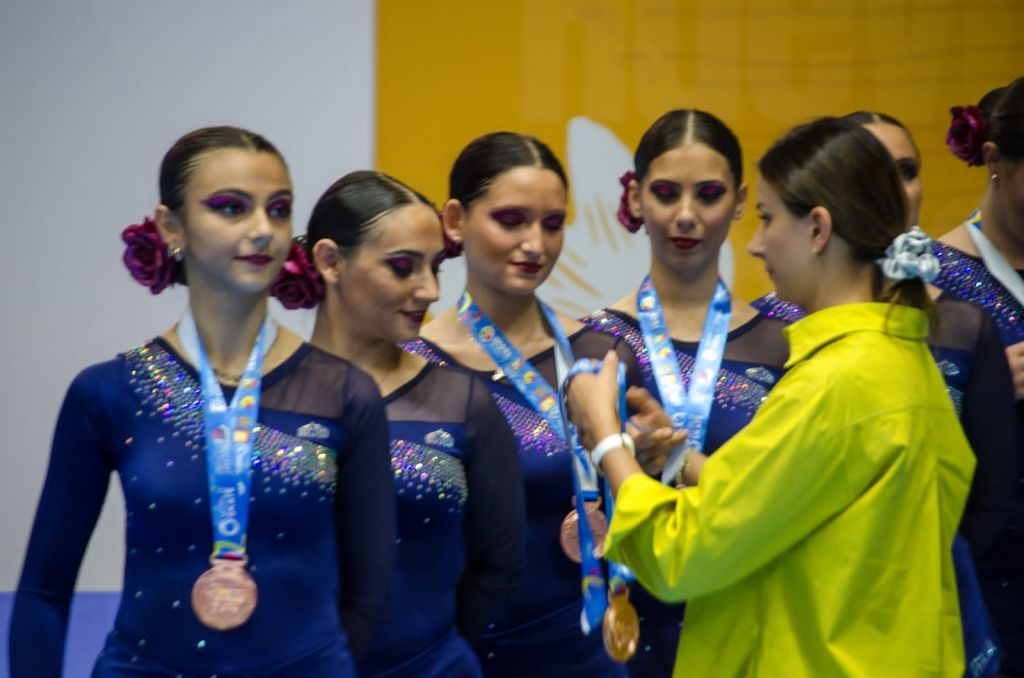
[783,302,929,368]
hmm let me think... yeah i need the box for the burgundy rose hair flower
[441,226,463,259]
[617,171,643,233]
[270,241,325,309]
[121,217,180,294]
[946,105,988,167]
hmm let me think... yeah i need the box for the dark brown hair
[981,76,1024,162]
[159,126,285,211]
[307,170,435,255]
[759,117,930,313]
[634,109,743,187]
[449,131,567,207]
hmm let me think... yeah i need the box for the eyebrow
[491,205,567,215]
[203,188,293,200]
[385,249,425,258]
[648,179,727,188]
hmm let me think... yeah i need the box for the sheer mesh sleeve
[720,314,790,366]
[936,297,1021,557]
[456,375,526,641]
[332,361,395,659]
[569,327,645,390]
[9,362,117,678]
[261,347,396,657]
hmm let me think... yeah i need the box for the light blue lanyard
[560,358,635,598]
[966,209,1024,306]
[636,276,731,483]
[178,312,272,560]
[457,291,607,632]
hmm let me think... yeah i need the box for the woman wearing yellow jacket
[566,117,976,677]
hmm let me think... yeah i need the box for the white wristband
[590,432,635,471]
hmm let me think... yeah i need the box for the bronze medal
[602,589,640,663]
[559,501,608,563]
[191,557,258,631]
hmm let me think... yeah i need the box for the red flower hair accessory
[441,226,463,259]
[270,239,325,309]
[617,171,643,233]
[946,105,989,167]
[121,217,181,294]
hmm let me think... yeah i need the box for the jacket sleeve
[604,367,902,602]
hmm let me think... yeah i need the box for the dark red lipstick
[512,262,543,274]
[237,254,273,265]
[669,238,701,250]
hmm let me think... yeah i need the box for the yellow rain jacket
[605,303,975,677]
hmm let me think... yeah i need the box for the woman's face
[334,203,444,344]
[631,142,745,278]
[748,177,818,308]
[162,148,293,298]
[863,122,922,227]
[453,166,567,297]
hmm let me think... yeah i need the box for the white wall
[0,0,376,590]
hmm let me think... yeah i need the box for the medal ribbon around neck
[966,210,1024,306]
[560,358,636,639]
[458,290,606,632]
[177,309,275,560]
[636,276,731,484]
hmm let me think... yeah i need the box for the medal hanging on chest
[191,556,258,630]
[178,311,273,631]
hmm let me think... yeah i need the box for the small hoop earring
[169,243,184,261]
[991,173,999,186]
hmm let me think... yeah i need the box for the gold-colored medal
[602,589,640,662]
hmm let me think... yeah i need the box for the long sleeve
[605,367,923,602]
[9,364,115,678]
[335,367,395,660]
[959,314,1020,557]
[455,377,526,642]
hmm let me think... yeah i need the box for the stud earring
[169,243,184,261]
[991,173,999,187]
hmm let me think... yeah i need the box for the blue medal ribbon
[457,291,606,633]
[560,358,635,595]
[178,311,272,561]
[636,276,731,484]
[966,209,1024,306]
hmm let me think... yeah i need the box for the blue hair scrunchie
[877,226,940,283]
